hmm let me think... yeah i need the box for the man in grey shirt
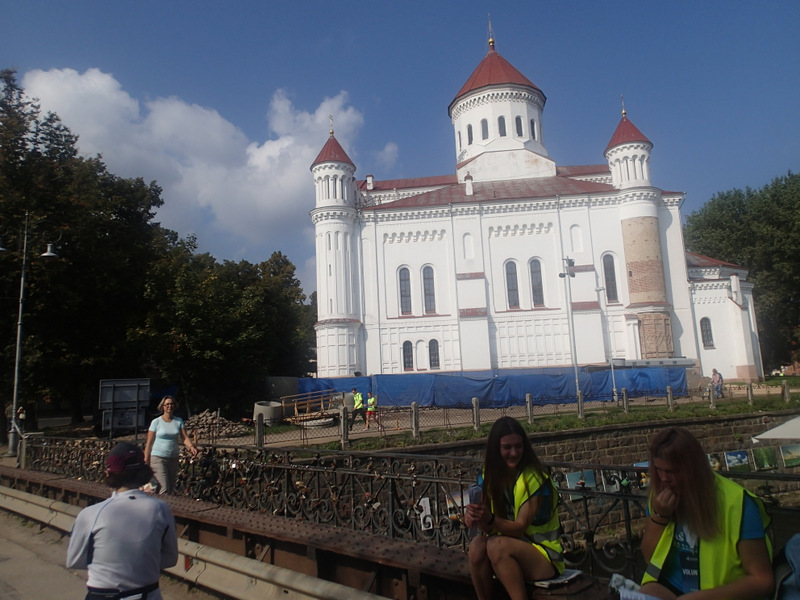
[67,442,178,600]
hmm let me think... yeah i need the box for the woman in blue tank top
[143,396,198,494]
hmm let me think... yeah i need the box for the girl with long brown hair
[465,417,563,600]
[640,427,773,599]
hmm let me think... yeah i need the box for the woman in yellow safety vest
[640,427,773,599]
[465,416,564,600]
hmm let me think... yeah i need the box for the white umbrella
[754,416,800,442]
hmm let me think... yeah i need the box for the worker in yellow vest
[348,389,365,431]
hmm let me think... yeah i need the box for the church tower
[448,37,555,182]
[310,123,364,376]
[605,110,674,359]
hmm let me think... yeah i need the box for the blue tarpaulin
[297,367,687,408]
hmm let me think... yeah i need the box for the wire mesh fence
[187,381,795,449]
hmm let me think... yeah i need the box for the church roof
[686,251,745,271]
[449,39,544,116]
[311,133,354,168]
[357,174,457,192]
[362,175,613,210]
[605,113,651,152]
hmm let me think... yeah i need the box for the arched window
[700,318,714,348]
[423,266,436,314]
[399,268,412,315]
[467,124,473,145]
[402,341,413,370]
[515,116,523,137]
[429,340,440,370]
[457,131,462,150]
[498,116,506,137]
[506,262,520,309]
[530,119,537,141]
[481,119,489,140]
[603,255,619,303]
[530,259,544,307]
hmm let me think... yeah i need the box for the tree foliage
[684,172,800,368]
[0,69,315,423]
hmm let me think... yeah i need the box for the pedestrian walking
[366,392,384,431]
[67,442,179,600]
[348,389,366,431]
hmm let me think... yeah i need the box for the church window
[515,116,523,137]
[403,341,414,370]
[429,339,440,370]
[530,119,537,141]
[481,119,489,140]
[458,131,462,150]
[530,259,545,307]
[603,255,619,303]
[498,116,506,137]
[467,124,473,145]
[506,262,520,309]
[700,318,714,348]
[463,233,475,259]
[423,266,436,313]
[399,267,412,315]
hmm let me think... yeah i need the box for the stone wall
[414,410,800,472]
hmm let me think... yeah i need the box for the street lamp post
[3,211,58,457]
[560,257,583,418]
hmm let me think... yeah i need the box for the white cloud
[375,142,399,170]
[20,68,364,296]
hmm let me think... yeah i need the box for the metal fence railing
[19,436,800,582]
[224,382,796,449]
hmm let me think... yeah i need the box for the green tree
[2,69,317,424]
[133,248,314,417]
[684,172,800,369]
[0,69,166,422]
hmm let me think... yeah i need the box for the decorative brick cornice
[310,208,359,225]
[459,307,488,319]
[315,318,362,328]
[488,222,552,237]
[572,301,600,311]
[450,88,544,122]
[383,229,447,244]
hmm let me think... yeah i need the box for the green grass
[762,375,800,387]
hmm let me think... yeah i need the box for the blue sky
[4,1,799,295]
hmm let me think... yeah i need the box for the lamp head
[41,243,58,261]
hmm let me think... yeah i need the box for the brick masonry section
[413,411,800,472]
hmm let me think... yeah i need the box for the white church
[310,37,764,385]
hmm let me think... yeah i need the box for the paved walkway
[0,442,224,600]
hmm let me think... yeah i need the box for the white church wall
[573,310,607,364]
[491,313,572,368]
[460,319,491,370]
[659,202,698,361]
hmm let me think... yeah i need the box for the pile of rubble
[185,410,252,441]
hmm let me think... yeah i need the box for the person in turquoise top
[144,396,198,495]
[640,427,773,599]
[465,416,564,600]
